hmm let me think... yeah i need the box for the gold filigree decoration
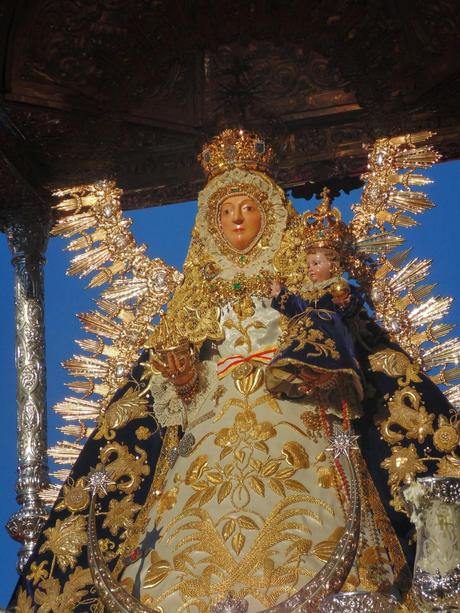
[147,265,275,354]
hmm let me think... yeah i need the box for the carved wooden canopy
[1,0,460,225]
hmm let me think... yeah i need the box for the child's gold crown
[199,128,276,179]
[304,188,354,254]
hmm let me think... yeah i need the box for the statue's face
[306,250,332,282]
[219,194,262,251]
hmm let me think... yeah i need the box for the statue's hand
[271,279,282,298]
[150,343,198,391]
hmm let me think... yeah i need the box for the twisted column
[6,217,50,572]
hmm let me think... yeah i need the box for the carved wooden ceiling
[1,0,460,225]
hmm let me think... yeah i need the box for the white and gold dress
[120,294,405,611]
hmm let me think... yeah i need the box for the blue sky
[0,161,459,605]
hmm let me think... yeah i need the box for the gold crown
[199,128,276,179]
[303,188,354,254]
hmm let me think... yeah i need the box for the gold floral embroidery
[154,494,332,610]
[317,465,335,488]
[281,441,309,469]
[212,385,225,406]
[26,560,49,587]
[232,295,256,320]
[433,415,459,452]
[300,410,323,443]
[15,588,34,613]
[100,441,150,494]
[136,425,153,440]
[184,455,209,485]
[284,314,339,360]
[436,453,460,477]
[144,551,172,590]
[34,566,92,612]
[98,538,117,562]
[277,290,291,314]
[39,515,87,573]
[102,494,142,536]
[135,426,153,441]
[157,487,178,518]
[223,317,267,352]
[379,386,435,445]
[94,386,151,440]
[311,526,345,562]
[113,427,179,581]
[179,410,309,514]
[214,409,276,455]
[213,396,268,425]
[368,349,422,386]
[34,576,61,612]
[55,477,90,513]
[381,444,428,510]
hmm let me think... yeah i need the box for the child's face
[306,250,332,282]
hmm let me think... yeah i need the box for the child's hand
[271,280,282,298]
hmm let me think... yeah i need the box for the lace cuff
[149,361,211,427]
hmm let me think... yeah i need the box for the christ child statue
[266,243,364,410]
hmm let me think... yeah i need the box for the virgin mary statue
[9,129,460,612]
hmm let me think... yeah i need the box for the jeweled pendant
[178,431,196,457]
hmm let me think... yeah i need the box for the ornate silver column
[6,217,50,572]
